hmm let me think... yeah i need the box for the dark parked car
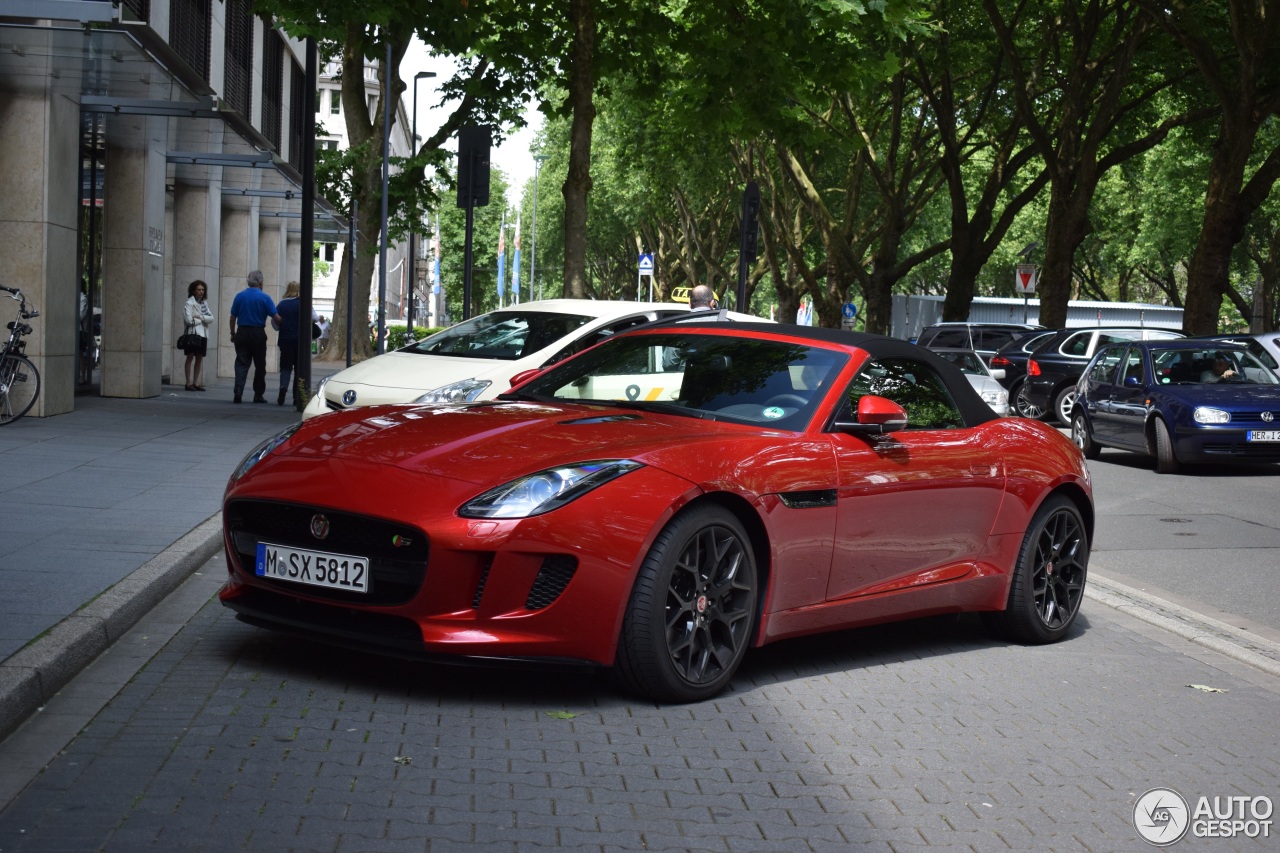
[914,322,1045,363]
[1023,327,1184,425]
[988,330,1057,418]
[1071,340,1280,473]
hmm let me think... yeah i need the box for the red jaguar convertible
[221,321,1093,702]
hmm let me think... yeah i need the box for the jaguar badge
[310,514,330,540]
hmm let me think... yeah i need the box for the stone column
[0,85,79,415]
[100,117,167,398]
[257,216,288,372]
[173,182,223,382]
[218,207,253,378]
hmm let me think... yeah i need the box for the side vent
[472,555,494,608]
[525,555,578,610]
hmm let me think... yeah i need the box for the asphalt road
[1084,448,1280,642]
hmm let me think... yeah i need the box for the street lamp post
[530,153,549,302]
[406,70,436,343]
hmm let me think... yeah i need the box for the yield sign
[1015,263,1037,295]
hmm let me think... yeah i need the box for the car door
[1079,344,1126,443]
[826,355,1006,602]
[1102,346,1151,449]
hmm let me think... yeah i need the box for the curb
[0,515,224,742]
[1085,571,1280,678]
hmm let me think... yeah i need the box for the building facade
[0,0,409,414]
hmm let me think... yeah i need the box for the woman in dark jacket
[272,281,317,406]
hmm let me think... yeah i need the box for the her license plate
[1246,430,1280,442]
[255,542,369,593]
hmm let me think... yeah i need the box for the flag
[512,212,522,304]
[497,217,506,302]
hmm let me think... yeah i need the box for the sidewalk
[0,366,341,739]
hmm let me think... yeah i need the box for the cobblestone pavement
[0,561,1277,851]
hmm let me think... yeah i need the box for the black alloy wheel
[615,505,758,703]
[985,495,1089,644]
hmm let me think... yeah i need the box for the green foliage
[385,324,441,349]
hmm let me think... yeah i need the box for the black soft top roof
[633,319,1000,427]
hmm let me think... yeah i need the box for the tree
[261,0,548,362]
[1136,0,1280,334]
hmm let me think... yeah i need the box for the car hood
[322,351,523,398]
[284,401,763,487]
[1161,384,1280,408]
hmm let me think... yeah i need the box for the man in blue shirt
[228,270,283,403]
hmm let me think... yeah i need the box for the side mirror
[508,368,543,388]
[989,368,1006,380]
[1124,375,1142,387]
[833,395,909,435]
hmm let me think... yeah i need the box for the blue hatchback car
[1070,340,1280,473]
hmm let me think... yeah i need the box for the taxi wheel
[615,505,758,703]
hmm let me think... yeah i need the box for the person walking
[228,270,281,404]
[181,279,215,391]
[271,281,318,406]
[317,315,331,354]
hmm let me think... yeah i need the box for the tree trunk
[1036,181,1093,329]
[562,0,596,299]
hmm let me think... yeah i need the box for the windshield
[403,310,594,360]
[1151,347,1280,385]
[505,332,849,430]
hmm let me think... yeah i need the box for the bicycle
[1,285,41,425]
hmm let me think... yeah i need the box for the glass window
[1061,332,1093,357]
[1121,349,1145,385]
[845,357,964,430]
[513,334,847,430]
[407,310,595,360]
[329,89,340,114]
[1088,346,1125,384]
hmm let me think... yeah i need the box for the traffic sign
[638,253,654,275]
[842,302,858,319]
[1015,264,1037,295]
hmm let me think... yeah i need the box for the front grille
[225,499,428,606]
[525,556,577,610]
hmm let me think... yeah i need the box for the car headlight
[414,378,492,404]
[1194,407,1230,424]
[230,423,302,482]
[314,375,330,398]
[459,460,644,519]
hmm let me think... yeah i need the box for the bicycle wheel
[0,353,40,424]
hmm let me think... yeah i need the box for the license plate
[255,542,369,593]
[1247,430,1280,442]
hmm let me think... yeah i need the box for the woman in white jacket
[182,280,215,391]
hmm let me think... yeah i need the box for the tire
[615,505,758,703]
[1071,413,1101,460]
[0,354,40,425]
[1153,417,1180,474]
[1052,386,1076,426]
[1013,381,1044,419]
[984,495,1089,644]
